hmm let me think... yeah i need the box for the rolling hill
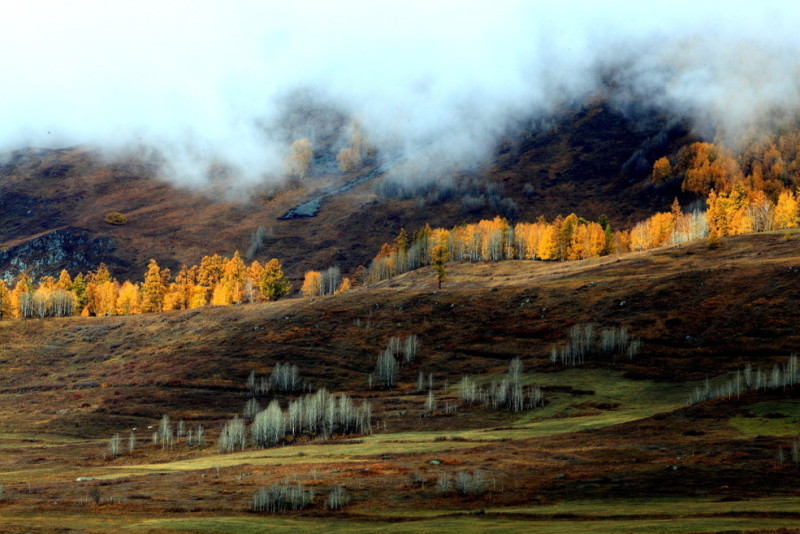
[0,231,798,532]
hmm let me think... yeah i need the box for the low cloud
[0,1,798,189]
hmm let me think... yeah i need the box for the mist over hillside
[1,1,799,192]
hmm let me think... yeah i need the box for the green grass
[5,506,800,534]
[730,399,800,437]
[69,369,702,481]
[86,370,695,480]
[126,517,800,534]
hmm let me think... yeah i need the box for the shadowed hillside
[0,102,695,282]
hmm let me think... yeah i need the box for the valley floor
[1,232,800,533]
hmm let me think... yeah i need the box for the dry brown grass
[1,232,800,530]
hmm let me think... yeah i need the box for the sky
[1,1,799,188]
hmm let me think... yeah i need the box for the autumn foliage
[0,253,293,320]
[366,182,799,285]
[103,211,128,225]
[283,138,313,178]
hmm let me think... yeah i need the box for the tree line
[0,252,291,319]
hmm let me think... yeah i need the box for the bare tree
[158,415,173,449]
[246,370,257,396]
[403,335,419,363]
[217,416,246,452]
[251,401,284,448]
[454,470,488,496]
[326,485,351,510]
[425,390,436,415]
[373,350,398,388]
[252,482,314,513]
[108,433,121,458]
[244,398,262,419]
[436,473,452,494]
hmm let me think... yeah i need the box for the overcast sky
[1,1,799,186]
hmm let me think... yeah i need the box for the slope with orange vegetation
[0,102,694,283]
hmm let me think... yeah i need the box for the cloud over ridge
[1,1,799,186]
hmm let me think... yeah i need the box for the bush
[103,211,128,225]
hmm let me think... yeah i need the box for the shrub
[88,486,102,505]
[103,211,128,225]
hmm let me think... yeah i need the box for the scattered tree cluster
[549,325,642,366]
[669,137,800,199]
[325,485,351,510]
[336,121,375,173]
[252,482,314,513]
[300,266,350,297]
[0,252,293,320]
[245,363,304,394]
[220,389,372,452]
[704,187,798,243]
[651,136,800,242]
[436,470,488,496]
[365,205,713,285]
[459,357,544,412]
[108,414,204,458]
[690,355,799,404]
[370,335,421,389]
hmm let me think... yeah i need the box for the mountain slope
[0,102,695,281]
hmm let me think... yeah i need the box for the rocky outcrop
[0,227,126,281]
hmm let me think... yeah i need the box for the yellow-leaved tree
[301,271,322,297]
[284,138,313,178]
[0,280,12,319]
[141,259,168,313]
[259,259,292,301]
[774,190,798,229]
